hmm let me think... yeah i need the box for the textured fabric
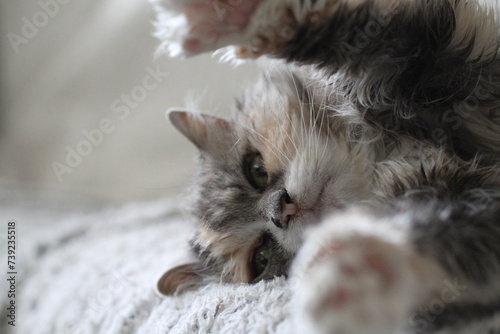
[1,197,293,334]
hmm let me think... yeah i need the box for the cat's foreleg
[153,0,500,152]
[290,194,500,334]
[290,208,448,334]
[153,0,498,65]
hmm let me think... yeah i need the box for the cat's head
[157,67,374,295]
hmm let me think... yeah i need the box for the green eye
[251,243,270,278]
[245,153,269,191]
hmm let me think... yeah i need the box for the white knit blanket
[1,197,293,334]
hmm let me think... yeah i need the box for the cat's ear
[168,110,232,152]
[156,263,203,296]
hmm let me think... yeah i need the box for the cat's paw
[153,0,261,57]
[153,0,297,58]
[291,209,444,334]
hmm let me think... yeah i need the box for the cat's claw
[291,210,445,334]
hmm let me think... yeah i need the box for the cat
[151,0,500,333]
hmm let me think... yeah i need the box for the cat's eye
[244,153,269,191]
[251,242,270,279]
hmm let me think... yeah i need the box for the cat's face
[157,67,374,294]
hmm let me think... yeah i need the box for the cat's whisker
[318,101,333,167]
[312,89,325,162]
[307,83,326,166]
[279,100,300,157]
[306,86,315,159]
[230,137,243,152]
[316,105,329,164]
[286,65,307,153]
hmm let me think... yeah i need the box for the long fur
[152,0,500,333]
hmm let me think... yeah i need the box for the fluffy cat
[151,0,500,333]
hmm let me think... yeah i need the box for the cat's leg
[290,179,500,334]
[291,200,500,334]
[154,0,498,65]
[153,0,500,161]
[152,0,266,57]
[290,208,446,334]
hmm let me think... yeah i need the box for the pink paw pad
[182,38,202,53]
[183,0,262,37]
[364,251,394,288]
[306,237,399,321]
[211,0,262,28]
[320,286,352,309]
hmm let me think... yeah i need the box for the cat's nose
[271,190,297,229]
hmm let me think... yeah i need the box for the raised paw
[153,0,299,58]
[153,0,262,57]
[290,210,446,334]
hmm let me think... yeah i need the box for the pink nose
[272,191,297,229]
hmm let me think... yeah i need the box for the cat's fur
[152,0,500,333]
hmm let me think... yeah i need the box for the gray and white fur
[152,0,500,333]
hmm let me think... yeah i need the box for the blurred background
[0,0,258,207]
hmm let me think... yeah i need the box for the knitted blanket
[1,197,293,334]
